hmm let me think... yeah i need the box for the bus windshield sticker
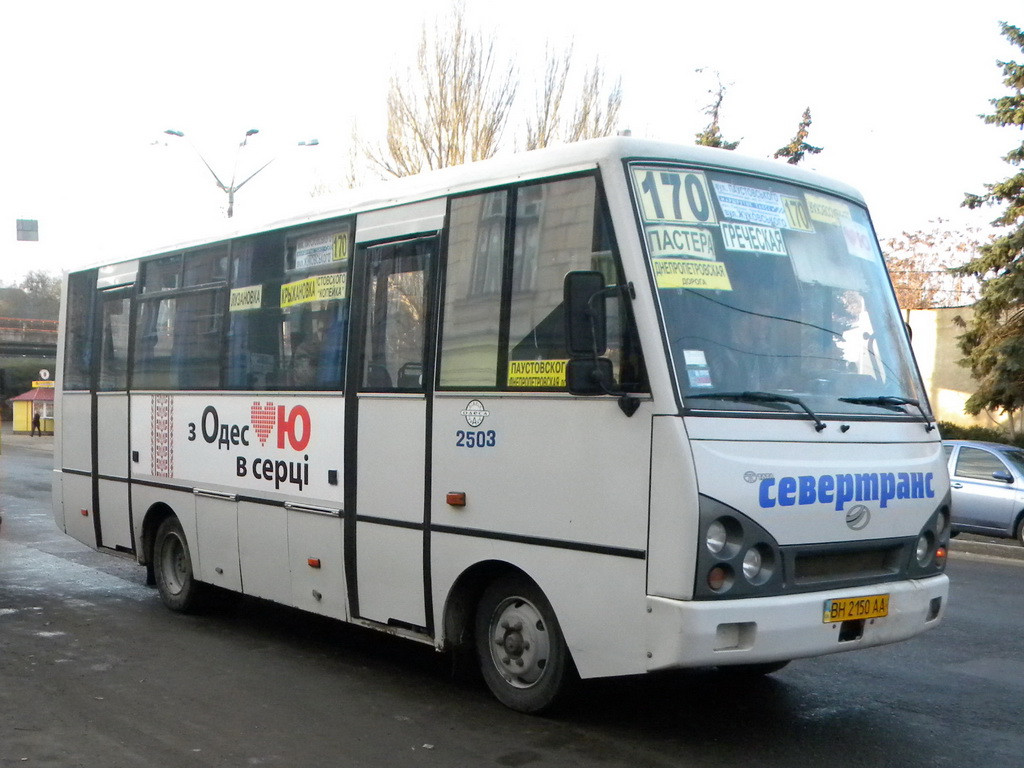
[711,181,789,229]
[782,196,815,232]
[804,193,852,226]
[507,360,568,388]
[633,168,717,225]
[280,272,347,308]
[842,219,876,261]
[652,259,732,291]
[683,349,713,388]
[645,224,716,260]
[719,222,788,257]
[229,284,263,312]
[294,231,350,270]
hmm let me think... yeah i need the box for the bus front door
[346,235,436,631]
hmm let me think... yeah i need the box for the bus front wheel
[475,576,574,713]
[153,516,205,613]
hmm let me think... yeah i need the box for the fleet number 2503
[456,430,497,448]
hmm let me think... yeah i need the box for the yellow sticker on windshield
[805,194,852,225]
[633,168,717,225]
[653,259,732,291]
[508,360,568,388]
[782,196,815,232]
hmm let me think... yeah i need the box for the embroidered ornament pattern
[151,394,174,478]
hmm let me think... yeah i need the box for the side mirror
[564,271,608,357]
[992,469,1014,484]
[566,358,614,395]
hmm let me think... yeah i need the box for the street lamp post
[164,128,278,218]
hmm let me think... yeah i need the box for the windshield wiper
[838,395,936,431]
[687,391,826,432]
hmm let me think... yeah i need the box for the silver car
[943,439,1024,545]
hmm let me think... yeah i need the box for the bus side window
[63,270,99,390]
[507,177,645,392]
[359,239,433,392]
[437,191,506,389]
[438,178,646,393]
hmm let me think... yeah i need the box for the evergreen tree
[774,107,823,165]
[955,22,1024,417]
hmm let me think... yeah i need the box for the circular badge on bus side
[461,400,490,427]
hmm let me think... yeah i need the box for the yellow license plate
[822,594,889,623]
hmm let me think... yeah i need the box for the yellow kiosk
[10,375,54,435]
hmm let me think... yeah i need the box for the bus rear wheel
[153,516,205,613]
[475,576,574,713]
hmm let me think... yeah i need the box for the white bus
[53,137,949,713]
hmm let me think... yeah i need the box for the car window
[943,444,954,462]
[1000,449,1024,475]
[954,447,1010,481]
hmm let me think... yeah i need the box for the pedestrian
[31,408,42,437]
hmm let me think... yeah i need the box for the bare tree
[366,3,517,177]
[882,220,987,310]
[525,45,622,151]
[525,45,572,151]
[565,60,622,144]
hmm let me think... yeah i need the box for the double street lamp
[164,129,319,218]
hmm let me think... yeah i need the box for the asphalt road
[2,427,1024,767]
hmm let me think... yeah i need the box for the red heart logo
[250,402,276,445]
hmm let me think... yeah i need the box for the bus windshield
[630,163,927,418]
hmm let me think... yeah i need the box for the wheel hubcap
[489,596,551,688]
[160,534,186,595]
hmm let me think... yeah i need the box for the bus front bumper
[644,573,949,671]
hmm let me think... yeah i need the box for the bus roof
[72,136,867,275]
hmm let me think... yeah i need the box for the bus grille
[788,542,906,588]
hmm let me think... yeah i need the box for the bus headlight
[697,499,783,598]
[741,544,775,585]
[742,547,762,579]
[916,531,935,566]
[706,520,727,554]
[705,516,742,558]
[907,501,951,577]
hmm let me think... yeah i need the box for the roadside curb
[949,539,1024,562]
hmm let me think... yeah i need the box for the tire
[1016,516,1024,547]
[153,516,205,613]
[475,576,574,714]
[717,660,790,677]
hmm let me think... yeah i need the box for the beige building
[905,305,1005,429]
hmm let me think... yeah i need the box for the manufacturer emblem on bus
[846,504,871,531]
[461,400,490,427]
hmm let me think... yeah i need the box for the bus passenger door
[346,234,437,630]
[94,286,134,552]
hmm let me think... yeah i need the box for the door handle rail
[192,488,238,502]
[285,502,342,517]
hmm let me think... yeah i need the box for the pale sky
[1,0,1020,285]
